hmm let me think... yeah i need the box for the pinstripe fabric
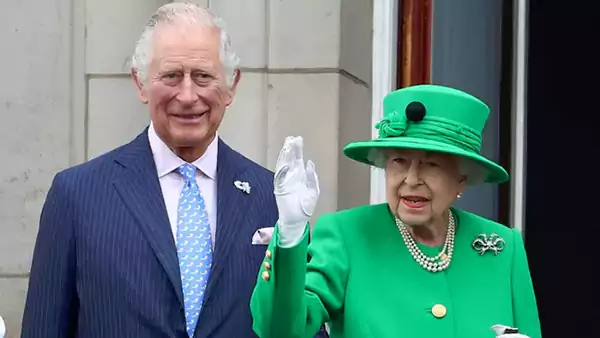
[21,129,326,338]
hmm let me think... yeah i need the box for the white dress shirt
[147,123,218,248]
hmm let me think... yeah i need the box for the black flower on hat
[405,101,426,122]
[376,101,428,138]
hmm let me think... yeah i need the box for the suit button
[432,304,447,318]
[265,250,272,259]
[261,271,271,281]
[263,261,271,270]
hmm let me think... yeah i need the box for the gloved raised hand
[0,315,6,338]
[273,136,320,247]
[492,325,530,338]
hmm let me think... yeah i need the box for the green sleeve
[510,228,542,338]
[250,214,348,338]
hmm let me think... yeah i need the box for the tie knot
[178,163,196,182]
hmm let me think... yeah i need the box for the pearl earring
[457,193,462,199]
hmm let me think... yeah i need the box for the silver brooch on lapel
[234,180,251,194]
[472,233,506,255]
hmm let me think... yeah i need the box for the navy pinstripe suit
[21,129,329,337]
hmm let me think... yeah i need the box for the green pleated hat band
[375,102,483,154]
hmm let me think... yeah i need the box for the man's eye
[194,73,211,80]
[166,73,177,78]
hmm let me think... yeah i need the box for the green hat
[343,84,509,184]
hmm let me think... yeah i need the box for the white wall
[0,0,373,335]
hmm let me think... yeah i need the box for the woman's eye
[426,161,440,167]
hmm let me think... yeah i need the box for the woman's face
[385,149,466,227]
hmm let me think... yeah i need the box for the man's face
[134,24,240,161]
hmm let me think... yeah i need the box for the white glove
[0,315,6,338]
[492,325,530,338]
[498,334,530,338]
[274,136,320,247]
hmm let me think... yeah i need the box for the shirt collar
[148,122,218,180]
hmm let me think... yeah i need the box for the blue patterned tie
[176,163,212,337]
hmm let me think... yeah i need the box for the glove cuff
[278,221,308,248]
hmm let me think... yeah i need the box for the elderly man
[21,3,328,337]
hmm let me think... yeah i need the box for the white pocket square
[252,227,274,245]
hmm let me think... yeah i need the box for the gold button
[263,261,271,270]
[265,250,272,259]
[261,271,270,281]
[432,304,447,318]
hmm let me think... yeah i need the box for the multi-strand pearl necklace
[395,212,456,272]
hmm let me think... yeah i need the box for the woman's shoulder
[323,203,391,222]
[453,208,522,254]
[313,203,391,232]
[454,208,514,234]
[312,204,394,245]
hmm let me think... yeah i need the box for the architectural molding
[510,0,529,236]
[370,0,399,204]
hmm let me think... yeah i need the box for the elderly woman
[250,84,541,338]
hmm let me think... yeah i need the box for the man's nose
[177,75,198,105]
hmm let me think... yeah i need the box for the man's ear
[131,68,149,104]
[225,69,242,106]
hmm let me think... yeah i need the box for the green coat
[250,204,542,338]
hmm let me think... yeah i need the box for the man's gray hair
[367,148,488,185]
[131,2,240,87]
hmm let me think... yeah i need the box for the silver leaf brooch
[472,233,506,256]
[234,180,251,194]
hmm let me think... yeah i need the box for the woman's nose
[404,161,422,185]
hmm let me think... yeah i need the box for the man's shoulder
[233,151,273,177]
[53,139,135,185]
[218,139,274,179]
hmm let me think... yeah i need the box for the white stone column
[0,0,76,334]
[216,0,373,218]
[0,0,373,333]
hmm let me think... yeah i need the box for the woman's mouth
[401,195,431,209]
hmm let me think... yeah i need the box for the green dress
[250,203,542,338]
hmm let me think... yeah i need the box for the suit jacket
[250,203,542,338]
[21,129,328,337]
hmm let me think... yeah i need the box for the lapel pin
[234,180,251,194]
[472,233,506,256]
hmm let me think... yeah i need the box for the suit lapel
[112,129,184,306]
[204,139,253,297]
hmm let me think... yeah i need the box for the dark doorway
[498,0,514,227]
[525,0,599,336]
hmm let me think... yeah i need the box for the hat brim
[343,137,509,184]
